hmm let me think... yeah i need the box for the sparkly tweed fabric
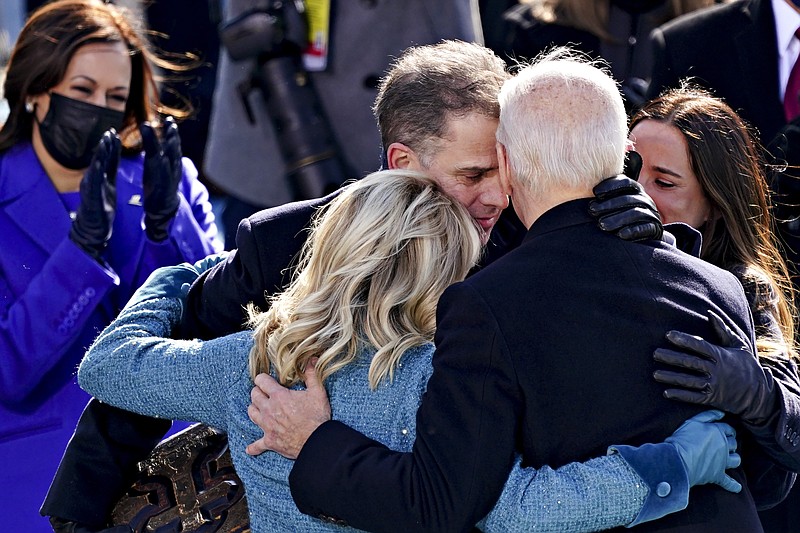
[79,266,646,532]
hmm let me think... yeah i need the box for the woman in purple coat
[0,2,222,530]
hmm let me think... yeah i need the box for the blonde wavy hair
[247,170,483,389]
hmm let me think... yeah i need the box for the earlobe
[386,142,418,170]
[26,94,47,120]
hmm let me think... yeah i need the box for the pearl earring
[24,101,34,113]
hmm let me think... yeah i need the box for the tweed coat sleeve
[78,264,248,428]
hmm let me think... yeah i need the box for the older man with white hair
[250,48,765,532]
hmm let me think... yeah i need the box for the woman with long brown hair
[630,86,800,477]
[0,2,220,529]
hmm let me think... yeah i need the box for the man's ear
[496,141,512,194]
[386,142,421,170]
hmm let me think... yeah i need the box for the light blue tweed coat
[79,265,653,532]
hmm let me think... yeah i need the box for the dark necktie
[784,28,800,122]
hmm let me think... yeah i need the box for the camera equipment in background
[219,1,349,201]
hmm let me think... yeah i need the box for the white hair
[496,47,627,197]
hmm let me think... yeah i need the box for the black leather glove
[141,116,182,242]
[653,309,779,426]
[69,130,120,262]
[588,155,662,241]
[49,516,131,533]
[623,147,643,181]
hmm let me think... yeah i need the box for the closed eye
[458,167,496,183]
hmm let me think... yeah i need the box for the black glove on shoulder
[653,309,779,427]
[69,131,120,262]
[141,116,182,243]
[589,170,663,241]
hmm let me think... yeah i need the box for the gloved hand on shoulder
[654,310,779,426]
[589,151,663,241]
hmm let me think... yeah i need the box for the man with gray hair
[254,49,765,531]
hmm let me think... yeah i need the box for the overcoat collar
[523,198,594,244]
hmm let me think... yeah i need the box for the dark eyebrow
[653,165,682,179]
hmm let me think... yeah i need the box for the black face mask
[37,92,125,170]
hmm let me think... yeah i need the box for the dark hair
[631,85,796,353]
[374,40,509,164]
[0,0,193,152]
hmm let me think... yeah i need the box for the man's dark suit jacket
[289,198,763,533]
[647,0,784,145]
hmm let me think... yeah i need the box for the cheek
[643,187,679,224]
[641,181,663,209]
[675,184,712,228]
[108,99,127,113]
[436,180,473,208]
[451,190,480,214]
[651,191,707,228]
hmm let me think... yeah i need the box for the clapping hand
[69,130,120,262]
[141,116,182,242]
